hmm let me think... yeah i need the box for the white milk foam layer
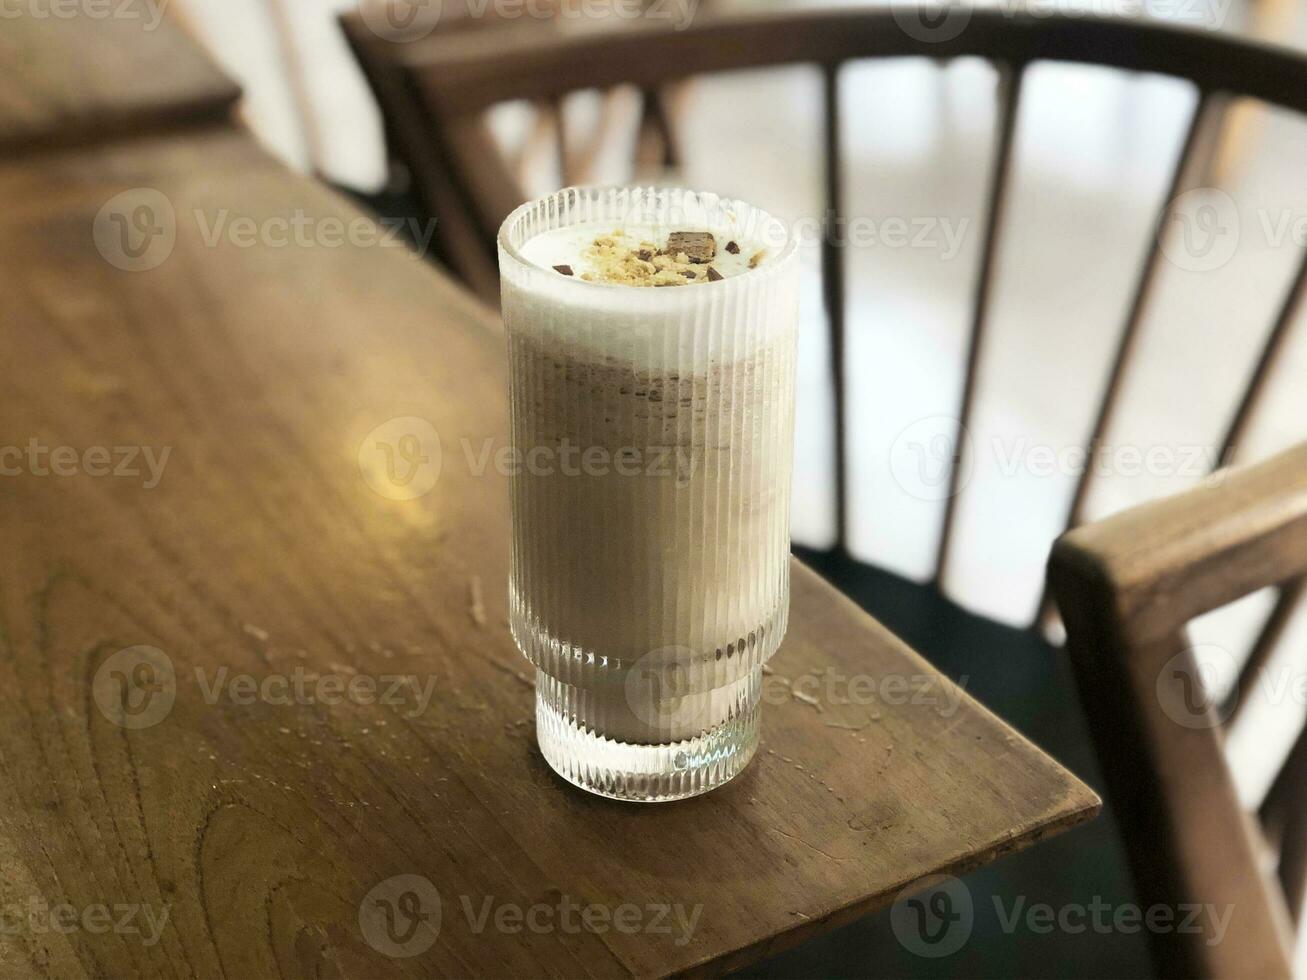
[501,188,796,372]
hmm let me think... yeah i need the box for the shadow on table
[737,548,1153,980]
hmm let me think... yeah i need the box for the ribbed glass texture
[498,186,800,802]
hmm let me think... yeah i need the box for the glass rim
[497,184,800,295]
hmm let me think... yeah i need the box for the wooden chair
[346,11,1307,972]
[341,1,684,301]
[1050,441,1307,978]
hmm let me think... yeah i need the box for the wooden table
[0,10,239,156]
[0,126,1098,977]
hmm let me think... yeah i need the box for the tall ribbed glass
[498,186,800,802]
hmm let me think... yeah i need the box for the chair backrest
[341,0,681,302]
[1050,441,1307,978]
[343,7,1307,619]
[341,1,528,300]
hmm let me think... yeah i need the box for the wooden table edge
[670,560,1106,978]
[676,790,1101,978]
[0,85,242,161]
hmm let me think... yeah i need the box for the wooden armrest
[1052,441,1307,644]
[1048,444,1307,979]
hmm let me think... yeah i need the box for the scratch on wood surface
[487,657,534,689]
[469,576,487,627]
[768,826,846,862]
[792,688,822,712]
[242,622,269,642]
[823,718,872,732]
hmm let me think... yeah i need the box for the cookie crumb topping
[568,229,754,286]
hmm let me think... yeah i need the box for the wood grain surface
[0,126,1098,978]
[0,7,239,156]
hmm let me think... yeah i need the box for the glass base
[534,668,761,802]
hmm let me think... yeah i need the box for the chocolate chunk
[682,269,697,279]
[665,231,716,263]
[707,266,724,282]
[725,240,740,254]
[553,264,574,276]
[636,249,654,262]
